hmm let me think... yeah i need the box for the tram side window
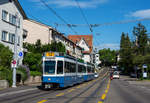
[78,65,82,73]
[82,66,86,73]
[92,67,94,73]
[87,66,91,73]
[70,63,76,73]
[65,62,69,73]
[44,61,55,74]
[57,61,63,74]
[72,63,76,73]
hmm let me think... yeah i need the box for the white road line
[0,88,37,97]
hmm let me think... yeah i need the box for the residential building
[0,0,27,65]
[23,19,53,44]
[68,35,93,63]
[23,19,82,59]
[95,53,101,68]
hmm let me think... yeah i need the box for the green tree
[23,53,42,72]
[119,33,133,73]
[133,23,148,55]
[99,48,117,66]
[35,39,42,53]
[50,41,66,52]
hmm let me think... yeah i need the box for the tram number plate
[46,52,54,57]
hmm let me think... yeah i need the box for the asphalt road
[105,76,150,103]
[1,68,150,103]
[0,68,109,103]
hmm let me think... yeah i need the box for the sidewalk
[0,84,40,95]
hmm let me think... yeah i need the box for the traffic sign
[143,64,147,68]
[12,60,16,64]
[19,52,23,57]
[11,60,17,68]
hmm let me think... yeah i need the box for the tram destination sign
[46,52,55,57]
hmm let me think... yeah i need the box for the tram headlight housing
[48,78,51,81]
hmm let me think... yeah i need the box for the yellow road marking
[56,93,64,97]
[68,88,75,93]
[98,79,111,103]
[107,85,110,89]
[101,94,106,100]
[105,89,108,93]
[77,86,81,88]
[37,100,47,103]
[98,101,103,103]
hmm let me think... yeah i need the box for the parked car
[94,72,99,78]
[113,71,120,79]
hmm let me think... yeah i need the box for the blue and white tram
[42,52,95,88]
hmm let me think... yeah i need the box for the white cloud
[30,0,108,8]
[97,43,120,50]
[127,9,150,18]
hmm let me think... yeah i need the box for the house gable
[77,38,90,51]
[0,0,27,19]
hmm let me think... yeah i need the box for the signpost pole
[12,13,18,88]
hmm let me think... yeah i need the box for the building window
[9,14,16,25]
[12,15,16,25]
[1,31,8,41]
[9,33,15,43]
[2,10,8,21]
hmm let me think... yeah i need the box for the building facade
[23,19,82,59]
[23,19,53,44]
[95,53,101,68]
[68,35,93,63]
[0,0,27,65]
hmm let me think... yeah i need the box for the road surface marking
[98,79,111,103]
[56,93,64,96]
[105,89,108,93]
[0,88,37,97]
[101,94,106,100]
[77,86,81,88]
[37,100,47,103]
[98,101,103,103]
[68,88,75,93]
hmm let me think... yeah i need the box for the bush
[0,66,12,86]
[0,43,13,68]
[17,66,29,84]
[30,71,42,77]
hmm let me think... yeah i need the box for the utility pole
[12,13,18,88]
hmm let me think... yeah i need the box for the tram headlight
[48,78,51,81]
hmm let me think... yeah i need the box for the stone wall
[24,76,41,85]
[0,80,9,88]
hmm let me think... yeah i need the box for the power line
[74,0,93,33]
[40,0,78,34]
[55,18,150,27]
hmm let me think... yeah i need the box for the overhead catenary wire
[40,0,78,34]
[55,18,150,28]
[74,0,101,46]
[74,0,93,33]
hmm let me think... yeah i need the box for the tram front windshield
[44,61,56,75]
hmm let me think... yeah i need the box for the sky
[19,0,150,50]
